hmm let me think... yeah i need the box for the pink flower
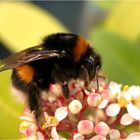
[94,122,110,136]
[87,94,101,107]
[106,83,140,123]
[77,120,94,135]
[19,80,140,139]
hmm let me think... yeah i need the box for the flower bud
[19,121,37,136]
[49,84,62,97]
[73,133,84,140]
[55,106,68,121]
[69,99,82,114]
[87,94,101,107]
[94,122,110,136]
[109,129,120,140]
[77,120,94,135]
[90,135,106,140]
[127,132,140,140]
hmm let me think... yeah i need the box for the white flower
[106,84,140,121]
[106,103,121,117]
[109,81,122,97]
[126,104,140,120]
[124,86,140,108]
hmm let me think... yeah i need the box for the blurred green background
[0,1,140,138]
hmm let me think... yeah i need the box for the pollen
[118,97,128,107]
[123,85,129,91]
[73,36,89,61]
[16,65,34,83]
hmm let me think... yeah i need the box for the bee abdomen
[15,64,34,83]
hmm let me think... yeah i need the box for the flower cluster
[19,79,140,140]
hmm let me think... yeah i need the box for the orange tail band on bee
[16,65,34,83]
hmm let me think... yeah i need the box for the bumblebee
[0,33,101,125]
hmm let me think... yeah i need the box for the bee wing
[0,45,66,72]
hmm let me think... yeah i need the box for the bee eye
[86,56,94,64]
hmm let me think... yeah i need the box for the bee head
[82,47,101,81]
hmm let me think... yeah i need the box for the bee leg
[28,86,45,126]
[81,65,90,88]
[80,65,94,93]
[62,81,69,98]
[95,74,99,91]
[95,65,100,92]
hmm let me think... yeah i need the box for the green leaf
[0,2,68,52]
[95,1,119,11]
[0,2,67,138]
[0,71,22,139]
[90,29,140,85]
[105,1,140,42]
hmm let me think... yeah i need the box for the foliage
[90,1,140,85]
[90,29,140,85]
[0,71,22,138]
[0,2,67,138]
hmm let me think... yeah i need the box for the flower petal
[20,114,35,122]
[126,104,140,120]
[120,113,134,125]
[126,132,140,140]
[19,121,37,136]
[36,131,45,140]
[109,82,121,97]
[98,99,108,109]
[106,103,120,117]
[51,127,59,140]
[20,109,35,122]
[124,86,140,101]
[55,106,68,122]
